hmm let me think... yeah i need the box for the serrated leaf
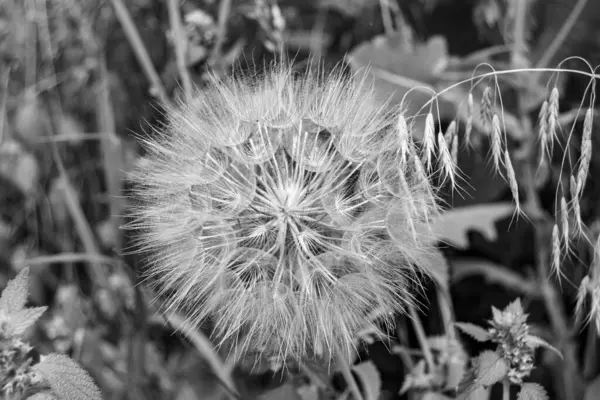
[475,351,508,387]
[0,267,30,314]
[257,383,301,400]
[491,306,503,322]
[517,383,549,400]
[422,391,453,400]
[428,203,515,249]
[33,353,102,400]
[461,385,489,400]
[27,392,57,400]
[352,361,381,400]
[10,306,47,335]
[504,298,524,316]
[455,322,491,342]
[523,335,563,359]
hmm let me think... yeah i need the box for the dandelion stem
[110,0,169,104]
[167,0,193,102]
[408,305,435,375]
[335,343,364,400]
[502,379,510,400]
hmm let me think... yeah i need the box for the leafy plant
[455,299,558,400]
[0,268,102,400]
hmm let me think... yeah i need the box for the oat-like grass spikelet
[126,62,443,366]
[547,87,560,145]
[465,92,474,146]
[480,85,494,130]
[551,224,563,283]
[537,100,550,166]
[576,107,593,197]
[504,150,520,214]
[490,114,504,172]
[423,112,436,170]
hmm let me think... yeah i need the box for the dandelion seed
[491,115,503,172]
[127,63,441,365]
[504,150,519,211]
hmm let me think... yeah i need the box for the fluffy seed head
[127,64,442,365]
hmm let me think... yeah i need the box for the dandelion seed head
[127,63,443,366]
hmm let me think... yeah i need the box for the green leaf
[584,374,600,400]
[475,351,508,387]
[257,384,301,400]
[33,353,103,400]
[428,203,515,249]
[523,335,563,359]
[461,385,489,400]
[455,322,491,342]
[0,267,30,314]
[27,392,57,400]
[422,391,453,400]
[504,298,524,316]
[10,306,47,335]
[517,383,549,400]
[352,361,381,400]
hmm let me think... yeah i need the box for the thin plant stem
[0,65,10,144]
[408,305,435,374]
[335,343,364,400]
[166,312,239,398]
[110,0,170,104]
[535,0,588,71]
[510,0,528,68]
[502,379,510,400]
[34,0,109,288]
[379,0,394,35]
[209,0,232,67]
[167,0,193,102]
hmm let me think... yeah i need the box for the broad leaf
[10,306,47,335]
[475,351,508,387]
[352,361,381,400]
[422,391,453,400]
[33,353,103,400]
[524,335,563,359]
[0,267,30,314]
[462,385,489,400]
[455,322,491,342]
[517,383,549,400]
[428,203,515,249]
